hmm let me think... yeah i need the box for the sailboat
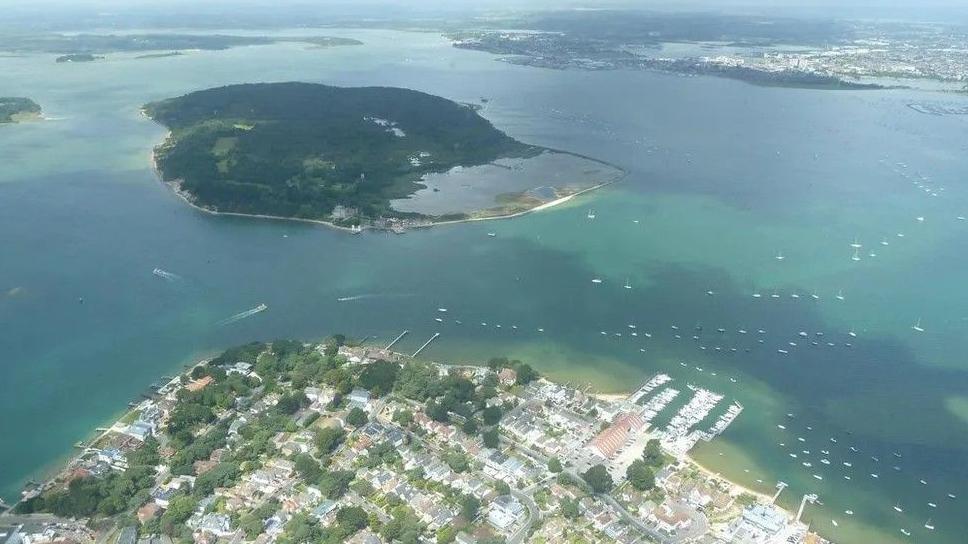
[850,237,862,249]
[881,238,889,246]
[775,251,785,261]
[587,209,596,220]
[924,518,935,530]
[912,318,924,333]
[851,248,861,262]
[624,278,632,290]
[836,289,845,301]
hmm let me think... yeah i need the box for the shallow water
[2,28,968,543]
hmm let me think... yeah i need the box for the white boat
[843,462,852,467]
[851,248,861,262]
[775,251,785,261]
[587,209,596,219]
[848,329,857,338]
[706,290,715,296]
[752,291,762,298]
[434,318,443,323]
[845,510,854,515]
[811,291,820,300]
[771,290,780,299]
[924,518,935,530]
[831,520,838,527]
[881,238,889,246]
[624,278,632,289]
[850,237,862,248]
[947,493,956,499]
[813,474,823,480]
[487,232,496,237]
[893,502,903,513]
[916,216,924,222]
[912,318,924,332]
[900,529,910,537]
[591,278,602,284]
[836,289,845,301]
[438,308,448,312]
[928,502,937,508]
[919,479,927,485]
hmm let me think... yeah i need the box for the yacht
[775,251,785,261]
[752,291,762,298]
[916,216,924,222]
[813,474,823,480]
[912,318,924,333]
[771,290,780,299]
[924,519,935,531]
[836,290,845,301]
[947,493,957,499]
[843,462,852,467]
[537,328,544,332]
[624,278,632,289]
[850,237,862,248]
[851,248,861,261]
[434,318,443,323]
[919,479,927,485]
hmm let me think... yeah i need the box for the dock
[386,330,409,350]
[412,333,440,357]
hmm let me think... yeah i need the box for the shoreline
[143,109,625,235]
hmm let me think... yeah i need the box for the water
[2,28,968,543]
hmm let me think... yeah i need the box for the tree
[294,453,323,483]
[275,392,307,415]
[318,470,356,499]
[493,480,511,496]
[346,407,368,427]
[437,526,457,544]
[482,405,502,425]
[358,360,399,397]
[626,459,655,491]
[643,439,664,468]
[459,494,480,521]
[159,495,197,535]
[392,409,414,426]
[514,363,538,385]
[336,506,369,533]
[581,464,613,493]
[445,451,470,473]
[462,418,479,436]
[426,400,449,423]
[560,497,580,520]
[482,428,500,449]
[315,426,347,455]
[547,457,563,473]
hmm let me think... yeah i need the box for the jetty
[385,330,409,350]
[412,333,440,357]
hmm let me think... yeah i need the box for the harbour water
[2,28,968,543]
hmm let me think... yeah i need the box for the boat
[916,216,924,222]
[836,289,845,301]
[831,520,838,527]
[900,529,910,537]
[706,290,715,296]
[771,290,780,299]
[811,291,820,300]
[587,209,596,219]
[850,237,862,248]
[790,292,800,299]
[438,308,448,312]
[775,251,785,261]
[919,479,927,485]
[928,502,937,508]
[893,502,903,513]
[947,493,957,499]
[845,510,854,515]
[848,329,857,338]
[591,278,602,284]
[843,462,852,467]
[434,318,443,323]
[778,424,787,430]
[851,248,861,261]
[813,474,823,480]
[881,238,889,246]
[624,278,632,290]
[487,232,496,237]
[924,519,935,530]
[912,318,924,332]
[752,291,762,298]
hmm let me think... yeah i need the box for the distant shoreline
[144,109,625,234]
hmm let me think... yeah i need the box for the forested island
[55,53,102,63]
[0,97,41,123]
[145,82,545,226]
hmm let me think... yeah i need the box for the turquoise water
[2,28,968,543]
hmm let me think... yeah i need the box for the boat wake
[336,293,414,302]
[153,268,182,281]
[217,303,268,326]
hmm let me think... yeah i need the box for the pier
[385,330,409,350]
[412,333,440,357]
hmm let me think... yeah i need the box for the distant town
[449,13,968,93]
[1,338,829,544]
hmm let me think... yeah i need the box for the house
[498,368,517,386]
[649,501,693,535]
[347,388,371,408]
[312,500,338,525]
[116,526,137,544]
[137,502,162,524]
[487,495,525,531]
[194,513,233,537]
[588,412,645,459]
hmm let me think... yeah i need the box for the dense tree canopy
[146,83,537,221]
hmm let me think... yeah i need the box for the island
[55,53,102,63]
[145,82,621,231]
[3,337,831,544]
[0,97,41,123]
